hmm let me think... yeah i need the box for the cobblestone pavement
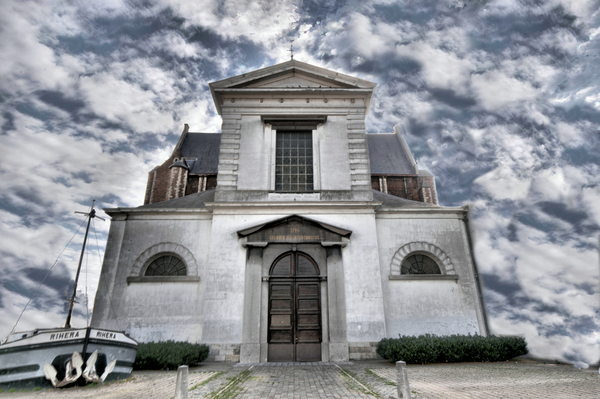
[0,371,218,399]
[190,362,378,399]
[1,361,598,399]
[370,362,600,399]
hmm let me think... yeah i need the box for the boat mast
[65,200,103,329]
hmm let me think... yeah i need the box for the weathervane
[288,39,294,60]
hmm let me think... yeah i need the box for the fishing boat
[0,201,137,388]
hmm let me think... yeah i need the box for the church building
[91,60,488,363]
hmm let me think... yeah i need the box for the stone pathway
[370,362,600,399]
[1,361,598,399]
[0,371,218,399]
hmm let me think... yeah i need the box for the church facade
[91,60,488,362]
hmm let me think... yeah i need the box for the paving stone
[0,371,217,399]
[367,362,600,399]
[1,361,598,399]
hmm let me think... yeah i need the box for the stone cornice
[204,201,381,214]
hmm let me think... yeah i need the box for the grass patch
[190,371,225,391]
[205,369,252,399]
[339,368,383,399]
[365,369,396,386]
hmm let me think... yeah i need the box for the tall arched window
[144,253,187,276]
[401,253,441,275]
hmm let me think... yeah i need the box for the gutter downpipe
[462,207,490,336]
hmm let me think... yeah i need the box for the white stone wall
[301,212,387,342]
[92,213,212,343]
[318,115,352,191]
[200,212,261,343]
[375,213,486,337]
[236,115,270,191]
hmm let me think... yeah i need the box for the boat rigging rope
[92,218,122,331]
[10,216,88,334]
[85,234,89,326]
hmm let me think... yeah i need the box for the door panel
[295,343,321,362]
[268,252,322,362]
[295,280,321,361]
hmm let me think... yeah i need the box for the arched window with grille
[400,253,441,275]
[144,253,187,276]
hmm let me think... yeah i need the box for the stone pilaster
[347,113,372,196]
[215,113,241,198]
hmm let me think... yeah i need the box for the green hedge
[134,341,210,370]
[377,334,527,364]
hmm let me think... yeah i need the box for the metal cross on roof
[288,39,294,60]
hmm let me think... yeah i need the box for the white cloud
[581,186,600,226]
[471,71,539,111]
[474,164,531,200]
[79,72,173,133]
[146,31,209,59]
[159,0,300,48]
[347,13,395,58]
[0,1,72,94]
[396,42,475,95]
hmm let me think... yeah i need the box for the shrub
[134,341,210,370]
[377,334,527,364]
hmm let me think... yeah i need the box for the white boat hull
[0,327,137,387]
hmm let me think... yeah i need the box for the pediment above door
[237,215,351,247]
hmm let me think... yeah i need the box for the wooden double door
[268,251,322,362]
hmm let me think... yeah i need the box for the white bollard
[396,361,411,399]
[174,365,189,399]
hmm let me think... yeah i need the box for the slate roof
[179,133,221,174]
[367,134,417,175]
[177,132,418,176]
[136,189,434,210]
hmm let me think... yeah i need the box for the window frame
[400,252,442,275]
[274,130,314,193]
[143,252,187,277]
[126,252,200,285]
[389,251,459,281]
[268,123,321,193]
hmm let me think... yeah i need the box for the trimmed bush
[377,334,527,364]
[134,341,210,370]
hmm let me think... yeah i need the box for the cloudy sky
[0,0,598,365]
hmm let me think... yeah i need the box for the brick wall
[206,175,218,190]
[144,150,182,204]
[186,175,200,195]
[371,176,380,191]
[418,175,438,205]
[371,175,439,204]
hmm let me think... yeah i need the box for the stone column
[396,361,411,399]
[240,246,264,363]
[325,245,348,361]
[174,365,189,399]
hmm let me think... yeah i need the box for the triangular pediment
[209,59,377,115]
[240,71,349,89]
[210,60,375,90]
[237,215,351,245]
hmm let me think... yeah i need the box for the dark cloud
[1,111,15,133]
[37,90,86,113]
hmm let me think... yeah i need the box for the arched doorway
[268,251,322,362]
